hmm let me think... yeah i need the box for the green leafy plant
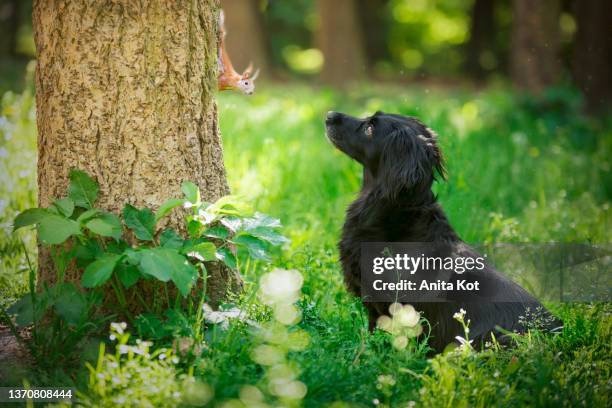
[5,169,288,366]
[11,169,287,307]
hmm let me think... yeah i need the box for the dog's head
[325,111,445,198]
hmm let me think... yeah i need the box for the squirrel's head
[238,63,259,95]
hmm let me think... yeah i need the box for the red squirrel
[217,10,259,95]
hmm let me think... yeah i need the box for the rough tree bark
[316,0,366,85]
[510,0,561,92]
[220,0,270,78]
[33,0,237,305]
[572,0,612,114]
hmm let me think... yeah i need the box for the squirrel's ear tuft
[243,62,253,77]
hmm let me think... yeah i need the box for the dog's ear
[377,127,445,198]
[422,127,446,181]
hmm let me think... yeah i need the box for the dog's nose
[326,111,342,124]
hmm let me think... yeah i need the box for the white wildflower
[453,308,467,320]
[110,322,127,334]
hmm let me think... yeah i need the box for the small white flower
[159,353,167,360]
[109,334,116,341]
[118,345,130,354]
[110,322,126,334]
[455,336,473,347]
[453,308,467,320]
[183,201,195,209]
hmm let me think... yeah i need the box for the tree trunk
[356,0,390,74]
[316,0,366,85]
[33,0,237,305]
[572,0,612,114]
[220,0,270,78]
[465,0,495,78]
[510,0,561,92]
[0,0,21,56]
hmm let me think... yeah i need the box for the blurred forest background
[1,0,611,113]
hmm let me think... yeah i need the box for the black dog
[325,111,561,352]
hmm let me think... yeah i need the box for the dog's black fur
[326,111,561,352]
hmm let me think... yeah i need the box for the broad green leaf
[52,198,75,218]
[82,253,121,288]
[53,283,86,325]
[233,234,270,261]
[86,212,122,240]
[181,181,200,204]
[207,195,251,216]
[138,248,178,282]
[116,263,141,289]
[155,198,185,221]
[8,293,51,327]
[203,226,229,239]
[242,212,282,230]
[172,260,198,297]
[7,296,35,327]
[138,248,196,296]
[183,241,217,261]
[13,208,52,230]
[220,216,242,232]
[123,204,155,241]
[216,247,237,270]
[124,248,143,265]
[77,208,100,224]
[68,170,99,209]
[38,215,81,245]
[246,227,289,246]
[160,228,183,249]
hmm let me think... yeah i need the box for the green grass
[1,80,611,406]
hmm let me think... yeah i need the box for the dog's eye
[365,125,374,138]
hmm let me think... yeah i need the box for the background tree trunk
[316,0,366,85]
[571,0,612,114]
[356,0,390,75]
[220,0,270,78]
[510,0,561,92]
[0,0,21,56]
[33,0,236,305]
[465,0,495,79]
